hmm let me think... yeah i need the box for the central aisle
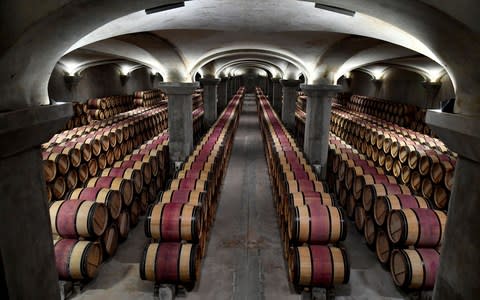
[188,94,300,300]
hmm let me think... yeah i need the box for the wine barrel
[374,194,430,227]
[54,239,102,280]
[139,242,200,288]
[101,223,119,257]
[288,204,346,244]
[430,159,455,185]
[101,167,143,194]
[354,206,366,232]
[145,203,202,242]
[158,190,206,207]
[362,183,411,212]
[86,176,134,207]
[409,171,422,192]
[433,186,449,209]
[117,210,130,241]
[400,165,411,185]
[50,199,108,238]
[390,248,439,290]
[421,177,433,199]
[75,136,102,157]
[130,201,140,227]
[375,230,392,266]
[353,174,397,200]
[65,169,78,190]
[286,179,327,194]
[289,245,349,288]
[364,216,377,249]
[49,176,66,200]
[97,153,107,170]
[288,192,334,208]
[43,152,70,178]
[168,178,209,192]
[387,208,446,248]
[68,187,122,220]
[78,163,89,184]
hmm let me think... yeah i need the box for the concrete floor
[71,95,406,299]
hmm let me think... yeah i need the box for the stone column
[268,77,274,100]
[280,79,301,131]
[217,78,228,113]
[272,78,282,114]
[200,78,220,127]
[426,111,480,300]
[162,82,199,165]
[0,103,73,300]
[422,82,441,109]
[301,84,342,180]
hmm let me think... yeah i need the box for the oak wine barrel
[101,223,119,257]
[117,210,130,241]
[145,203,202,242]
[54,239,102,280]
[375,229,392,266]
[387,208,446,248]
[50,199,108,238]
[140,242,200,289]
[101,167,143,194]
[390,248,439,290]
[362,183,411,212]
[289,245,349,288]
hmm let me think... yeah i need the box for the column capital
[280,79,301,88]
[160,82,199,95]
[301,84,342,96]
[199,78,221,86]
[0,103,73,158]
[426,110,480,162]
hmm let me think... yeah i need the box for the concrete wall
[342,68,455,108]
[48,64,162,102]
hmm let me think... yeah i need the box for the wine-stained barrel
[145,203,202,242]
[47,146,81,168]
[288,204,346,244]
[288,192,334,208]
[364,216,377,249]
[387,208,446,248]
[50,199,108,239]
[390,248,439,290]
[54,239,102,280]
[49,176,66,200]
[374,194,430,227]
[375,229,392,266]
[289,245,349,288]
[139,242,200,289]
[123,154,159,177]
[362,183,411,212]
[43,152,70,178]
[101,167,143,194]
[117,210,130,241]
[168,178,209,192]
[86,176,134,207]
[68,187,122,220]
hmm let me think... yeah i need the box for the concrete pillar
[422,82,441,109]
[162,82,199,164]
[0,103,73,300]
[217,78,228,112]
[280,79,301,131]
[272,78,282,114]
[426,111,480,300]
[200,78,220,127]
[301,84,342,180]
[227,77,233,97]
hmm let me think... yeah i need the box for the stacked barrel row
[256,87,350,292]
[134,89,166,107]
[139,87,245,291]
[295,98,447,292]
[330,104,455,210]
[42,104,170,203]
[87,95,135,120]
[139,90,243,289]
[51,123,170,283]
[65,102,92,130]
[346,95,433,136]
